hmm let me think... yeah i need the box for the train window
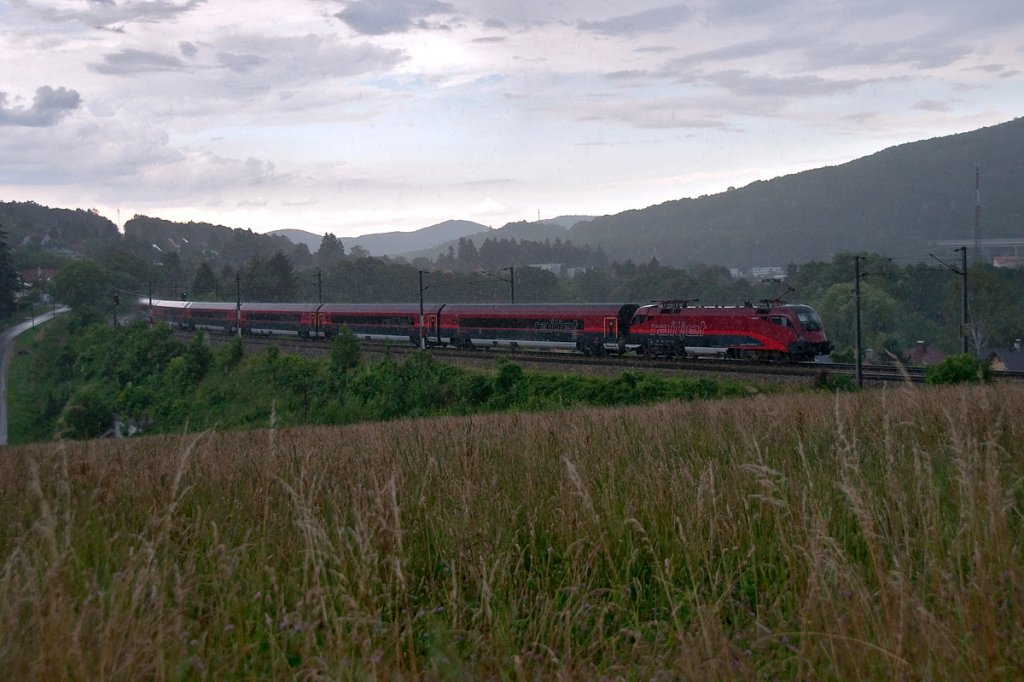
[795,310,823,331]
[770,316,792,327]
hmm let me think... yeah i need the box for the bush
[925,353,991,385]
[58,381,116,438]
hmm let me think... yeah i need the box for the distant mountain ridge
[395,217,586,261]
[267,228,323,253]
[269,220,489,256]
[347,220,488,256]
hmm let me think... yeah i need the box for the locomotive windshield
[792,307,823,331]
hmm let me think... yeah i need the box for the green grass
[2,384,1023,678]
[5,330,62,444]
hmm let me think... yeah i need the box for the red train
[141,297,832,361]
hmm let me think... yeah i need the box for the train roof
[442,303,635,315]
[145,298,190,309]
[634,301,809,315]
[189,301,244,311]
[318,303,439,314]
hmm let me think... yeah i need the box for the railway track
[177,330,1024,385]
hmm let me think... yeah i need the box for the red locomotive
[141,296,831,362]
[627,299,831,361]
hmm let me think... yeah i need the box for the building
[904,341,949,366]
[933,239,1024,268]
[986,341,1024,372]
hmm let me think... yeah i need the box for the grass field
[2,383,1022,679]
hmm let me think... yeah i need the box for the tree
[818,281,898,354]
[456,237,479,268]
[329,326,361,378]
[192,261,219,299]
[966,265,1024,353]
[0,227,18,317]
[317,232,345,267]
[267,251,296,301]
[51,260,112,309]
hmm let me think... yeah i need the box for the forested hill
[123,215,311,267]
[569,117,1024,268]
[0,201,119,253]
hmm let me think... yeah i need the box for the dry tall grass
[1,384,1022,679]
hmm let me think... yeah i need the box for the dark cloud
[806,39,972,70]
[335,0,455,35]
[0,86,82,127]
[577,4,694,37]
[701,69,869,97]
[671,36,807,68]
[702,0,796,23]
[207,34,407,89]
[217,52,267,74]
[27,0,207,27]
[472,36,506,44]
[88,49,185,75]
[603,69,659,81]
[914,100,953,112]
[180,41,199,58]
[965,64,1006,74]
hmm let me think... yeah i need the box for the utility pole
[959,246,969,354]
[315,269,322,340]
[929,248,969,355]
[418,270,427,350]
[235,272,242,337]
[854,256,863,388]
[503,266,515,304]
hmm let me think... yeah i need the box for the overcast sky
[2,0,1022,238]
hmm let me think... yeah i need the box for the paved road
[0,307,69,446]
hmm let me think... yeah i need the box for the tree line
[6,209,1024,360]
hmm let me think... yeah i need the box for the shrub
[925,353,991,385]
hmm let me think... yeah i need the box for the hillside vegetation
[570,117,1024,267]
[7,310,761,443]
[2,384,1022,678]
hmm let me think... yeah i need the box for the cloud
[0,86,82,127]
[203,34,406,93]
[20,0,208,27]
[701,69,870,98]
[216,52,267,74]
[180,41,199,58]
[914,99,953,112]
[335,0,455,35]
[670,36,808,68]
[806,38,972,71]
[89,49,186,75]
[577,4,694,37]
